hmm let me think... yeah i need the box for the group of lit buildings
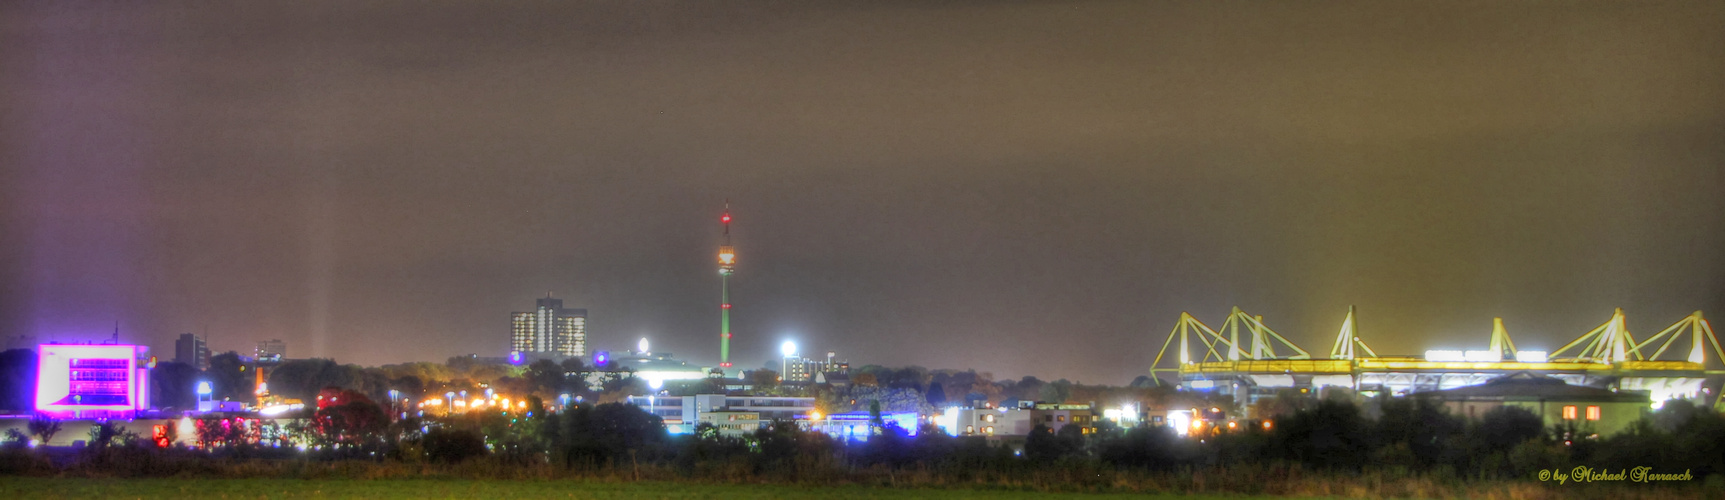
[619,393,1102,449]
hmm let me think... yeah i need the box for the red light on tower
[721,214,731,223]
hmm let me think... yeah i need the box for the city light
[1463,350,1502,362]
[780,341,797,357]
[259,403,304,416]
[1515,350,1549,363]
[1167,411,1192,437]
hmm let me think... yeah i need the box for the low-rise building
[936,402,1097,438]
[1423,372,1650,436]
[698,410,763,436]
[803,411,920,441]
[625,394,815,434]
[589,350,713,390]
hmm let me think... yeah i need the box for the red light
[721,303,731,309]
[721,214,731,223]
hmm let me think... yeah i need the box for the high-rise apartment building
[782,350,849,383]
[511,296,587,358]
[174,333,210,370]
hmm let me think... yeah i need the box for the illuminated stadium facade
[1151,307,1724,411]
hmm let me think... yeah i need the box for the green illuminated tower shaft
[718,203,736,369]
[720,274,731,366]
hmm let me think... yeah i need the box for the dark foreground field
[0,478,1264,499]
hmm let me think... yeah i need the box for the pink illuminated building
[36,344,151,419]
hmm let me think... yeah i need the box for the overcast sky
[3,1,1722,383]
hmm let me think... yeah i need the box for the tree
[1099,424,1190,470]
[925,381,947,407]
[390,375,426,402]
[207,352,256,404]
[1375,394,1465,469]
[313,388,388,446]
[747,369,780,392]
[1251,388,1317,419]
[557,403,667,468]
[1038,379,1073,403]
[526,359,566,396]
[0,349,37,412]
[1478,405,1545,453]
[1024,423,1082,461]
[1273,399,1372,469]
[27,414,61,444]
[838,386,935,415]
[422,428,488,463]
[886,367,927,390]
[150,361,199,411]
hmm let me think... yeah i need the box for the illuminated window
[1057,415,1065,423]
[984,426,994,435]
[1585,406,1600,421]
[1562,406,1577,420]
[965,425,974,434]
[983,414,995,423]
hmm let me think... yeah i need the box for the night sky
[3,1,1722,384]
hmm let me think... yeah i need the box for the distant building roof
[815,372,850,385]
[1425,372,1648,403]
[612,351,707,374]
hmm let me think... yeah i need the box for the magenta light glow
[36,344,143,419]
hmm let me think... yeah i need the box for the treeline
[0,396,1718,496]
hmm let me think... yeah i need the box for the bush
[422,429,488,464]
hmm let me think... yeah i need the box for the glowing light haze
[1,1,1722,383]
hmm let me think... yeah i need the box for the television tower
[717,201,736,369]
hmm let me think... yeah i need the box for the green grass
[0,478,1281,500]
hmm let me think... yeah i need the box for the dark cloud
[3,1,1723,383]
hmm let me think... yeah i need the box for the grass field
[0,478,1275,500]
